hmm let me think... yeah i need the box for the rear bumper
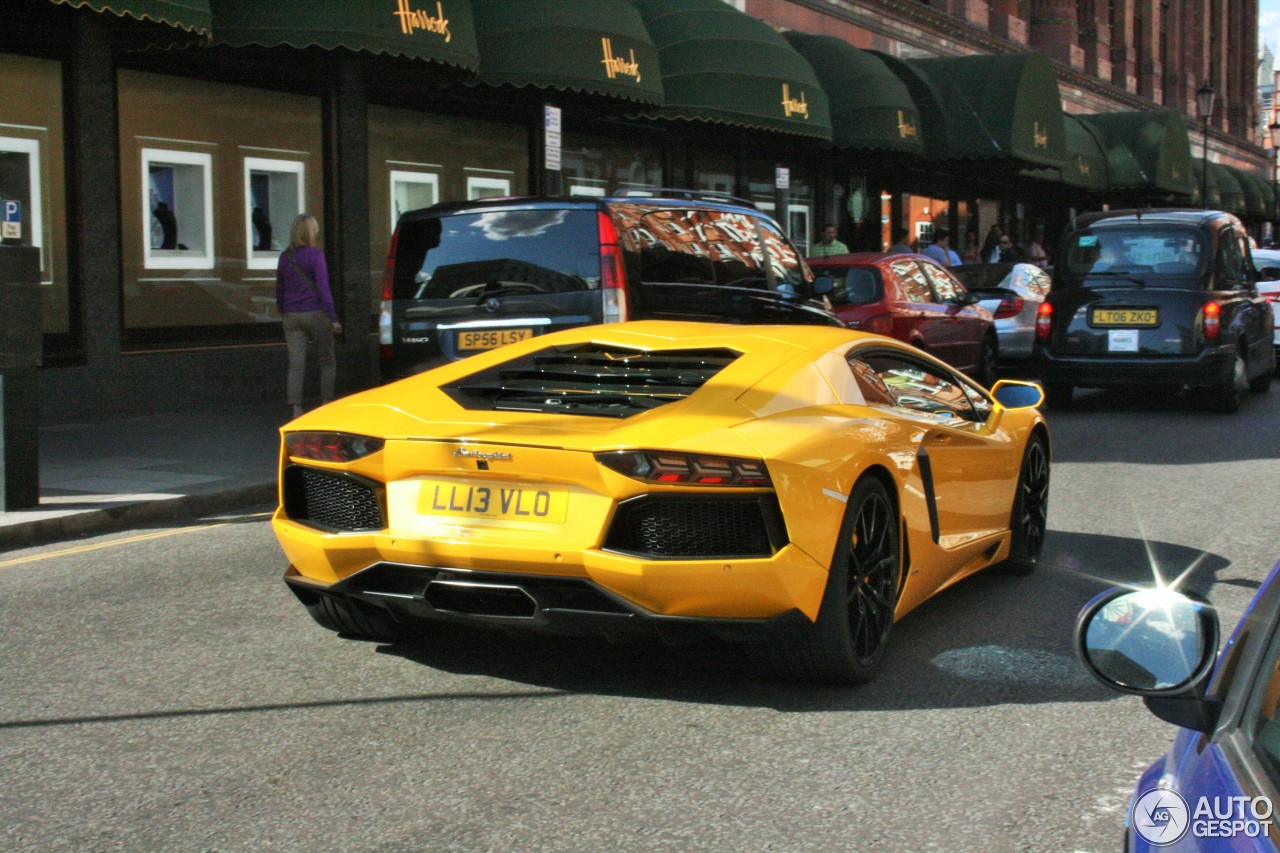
[285,563,810,644]
[1033,344,1236,388]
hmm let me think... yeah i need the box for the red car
[808,252,998,385]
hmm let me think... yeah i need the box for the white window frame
[0,136,44,273]
[142,147,214,270]
[389,170,440,233]
[568,184,607,197]
[243,157,305,271]
[467,176,511,200]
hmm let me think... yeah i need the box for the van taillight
[598,211,629,323]
[380,230,399,346]
[1203,301,1221,340]
[1035,302,1053,339]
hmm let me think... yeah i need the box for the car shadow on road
[1036,384,1280,465]
[378,530,1230,712]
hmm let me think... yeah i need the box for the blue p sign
[1,200,20,240]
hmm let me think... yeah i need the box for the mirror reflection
[992,383,1043,409]
[1084,589,1208,690]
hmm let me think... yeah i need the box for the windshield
[392,209,601,300]
[1059,226,1207,287]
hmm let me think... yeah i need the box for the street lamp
[1196,82,1216,209]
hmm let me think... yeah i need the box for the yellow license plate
[418,481,568,523]
[1091,308,1158,326]
[458,328,532,351]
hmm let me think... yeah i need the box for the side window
[1217,229,1245,289]
[754,216,806,288]
[852,352,977,421]
[920,261,963,302]
[630,208,716,285]
[1024,268,1052,297]
[845,358,897,407]
[830,268,881,306]
[1242,623,1280,789]
[890,259,934,303]
[702,211,767,285]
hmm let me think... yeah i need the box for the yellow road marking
[0,512,272,568]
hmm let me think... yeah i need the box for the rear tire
[975,335,999,388]
[304,594,427,643]
[1207,350,1247,413]
[1043,383,1073,411]
[1251,347,1275,391]
[746,477,900,685]
[996,433,1050,575]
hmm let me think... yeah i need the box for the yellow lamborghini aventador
[272,321,1050,684]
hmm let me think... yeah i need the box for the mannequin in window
[153,201,178,250]
[252,206,273,251]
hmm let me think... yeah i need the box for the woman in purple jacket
[276,214,342,418]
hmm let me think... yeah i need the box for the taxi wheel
[747,476,900,685]
[1250,348,1274,391]
[1207,350,1247,413]
[305,594,428,643]
[997,433,1050,575]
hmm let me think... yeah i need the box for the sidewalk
[0,402,287,551]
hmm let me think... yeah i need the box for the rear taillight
[856,314,894,336]
[380,229,400,346]
[992,295,1025,320]
[1035,302,1053,339]
[595,451,772,487]
[599,211,629,323]
[1203,301,1221,340]
[285,432,384,462]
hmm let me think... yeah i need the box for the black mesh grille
[604,496,783,559]
[283,466,384,532]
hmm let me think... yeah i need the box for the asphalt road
[2,382,1279,853]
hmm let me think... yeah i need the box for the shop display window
[390,170,439,231]
[244,157,304,269]
[467,175,511,200]
[142,148,213,269]
[0,136,43,269]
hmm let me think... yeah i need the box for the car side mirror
[1075,586,1222,733]
[810,274,834,296]
[990,380,1044,409]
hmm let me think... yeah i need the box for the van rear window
[392,209,601,300]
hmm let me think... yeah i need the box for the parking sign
[2,200,21,240]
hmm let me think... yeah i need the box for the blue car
[1076,563,1280,850]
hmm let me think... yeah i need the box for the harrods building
[0,0,1271,422]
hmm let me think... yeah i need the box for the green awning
[632,0,832,140]
[1209,163,1246,216]
[1023,114,1109,189]
[892,51,1066,167]
[1190,162,1221,208]
[782,33,921,154]
[210,0,478,69]
[472,0,662,103]
[1076,110,1194,195]
[51,0,211,33]
[1227,167,1269,219]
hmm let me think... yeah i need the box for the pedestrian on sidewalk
[810,223,849,257]
[277,213,341,419]
[922,228,956,267]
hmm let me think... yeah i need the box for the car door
[850,349,1020,546]
[1132,570,1280,852]
[919,259,988,372]
[885,257,947,356]
[1233,232,1275,373]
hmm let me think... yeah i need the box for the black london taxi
[1033,209,1275,413]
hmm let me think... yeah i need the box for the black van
[1033,209,1275,413]
[378,192,837,381]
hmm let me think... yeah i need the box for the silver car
[1251,247,1280,355]
[950,263,1051,363]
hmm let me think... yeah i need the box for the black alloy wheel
[845,482,900,666]
[998,433,1050,575]
[746,476,901,685]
